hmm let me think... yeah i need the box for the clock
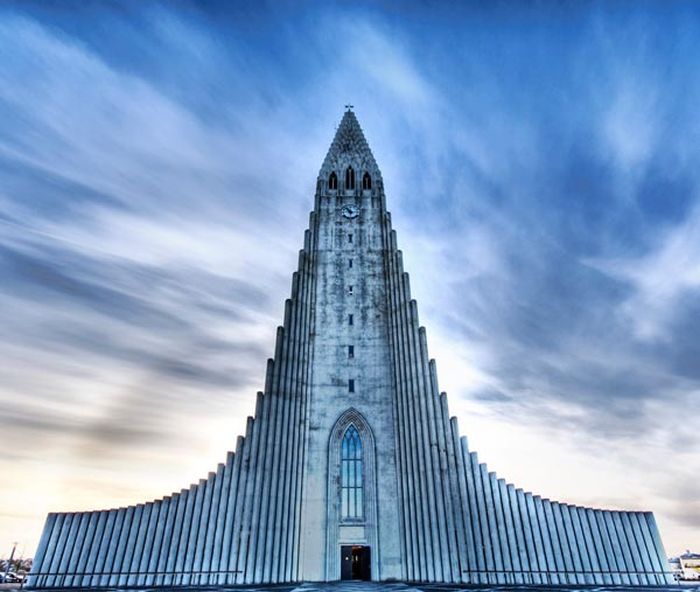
[341,204,359,219]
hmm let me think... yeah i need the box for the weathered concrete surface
[28,110,675,587]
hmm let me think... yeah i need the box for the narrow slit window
[348,379,355,393]
[348,233,353,244]
[348,314,354,326]
[345,166,355,190]
[328,171,338,190]
[348,258,353,269]
[348,345,354,358]
[362,172,372,190]
[348,285,353,295]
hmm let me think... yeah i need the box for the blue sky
[0,1,698,557]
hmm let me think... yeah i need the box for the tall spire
[319,108,381,180]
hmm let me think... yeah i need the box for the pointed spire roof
[319,108,382,180]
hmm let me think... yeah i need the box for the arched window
[341,425,363,519]
[345,166,355,190]
[328,171,338,190]
[362,172,372,190]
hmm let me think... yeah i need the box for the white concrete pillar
[107,507,132,586]
[134,502,157,586]
[119,504,143,587]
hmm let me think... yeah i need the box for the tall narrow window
[348,285,353,295]
[348,314,354,326]
[348,258,353,269]
[348,233,353,244]
[341,425,363,519]
[362,172,372,190]
[329,171,338,190]
[348,345,354,358]
[345,166,355,190]
[348,379,355,393]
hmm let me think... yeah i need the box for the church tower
[29,110,673,587]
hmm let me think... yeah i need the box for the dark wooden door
[340,545,353,580]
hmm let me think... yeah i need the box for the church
[29,110,672,587]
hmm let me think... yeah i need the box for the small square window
[348,379,355,393]
[348,314,354,326]
[348,345,354,358]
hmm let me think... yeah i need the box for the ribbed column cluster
[381,210,673,585]
[28,110,674,588]
[28,218,319,588]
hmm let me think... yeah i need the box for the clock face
[341,205,359,219]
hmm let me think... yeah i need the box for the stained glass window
[341,425,363,519]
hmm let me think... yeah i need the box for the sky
[0,0,698,560]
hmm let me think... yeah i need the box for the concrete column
[461,444,486,583]
[470,454,493,583]
[193,475,215,585]
[622,512,656,586]
[584,508,608,584]
[151,493,180,586]
[545,500,569,582]
[569,505,590,583]
[498,480,520,583]
[550,503,573,583]
[209,452,233,585]
[270,263,304,582]
[107,507,132,586]
[60,512,85,587]
[507,485,529,582]
[164,490,188,585]
[636,511,659,584]
[230,419,254,584]
[482,469,504,583]
[490,475,512,582]
[386,248,415,580]
[119,504,143,587]
[644,512,673,584]
[100,508,125,586]
[252,322,287,582]
[576,507,602,584]
[611,511,635,584]
[133,503,155,586]
[92,510,116,587]
[75,512,99,588]
[415,338,449,581]
[449,419,477,583]
[182,482,204,585]
[202,465,224,584]
[174,485,197,586]
[395,260,427,580]
[525,493,548,584]
[222,441,243,584]
[405,298,442,581]
[596,510,622,585]
[535,497,559,584]
[139,497,165,586]
[619,512,644,584]
[211,454,233,584]
[602,510,628,584]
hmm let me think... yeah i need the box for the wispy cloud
[0,2,698,556]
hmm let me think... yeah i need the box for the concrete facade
[29,110,673,587]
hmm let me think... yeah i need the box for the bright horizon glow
[0,1,698,560]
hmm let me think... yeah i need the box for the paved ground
[10,582,700,592]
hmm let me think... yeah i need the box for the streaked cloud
[0,1,698,557]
